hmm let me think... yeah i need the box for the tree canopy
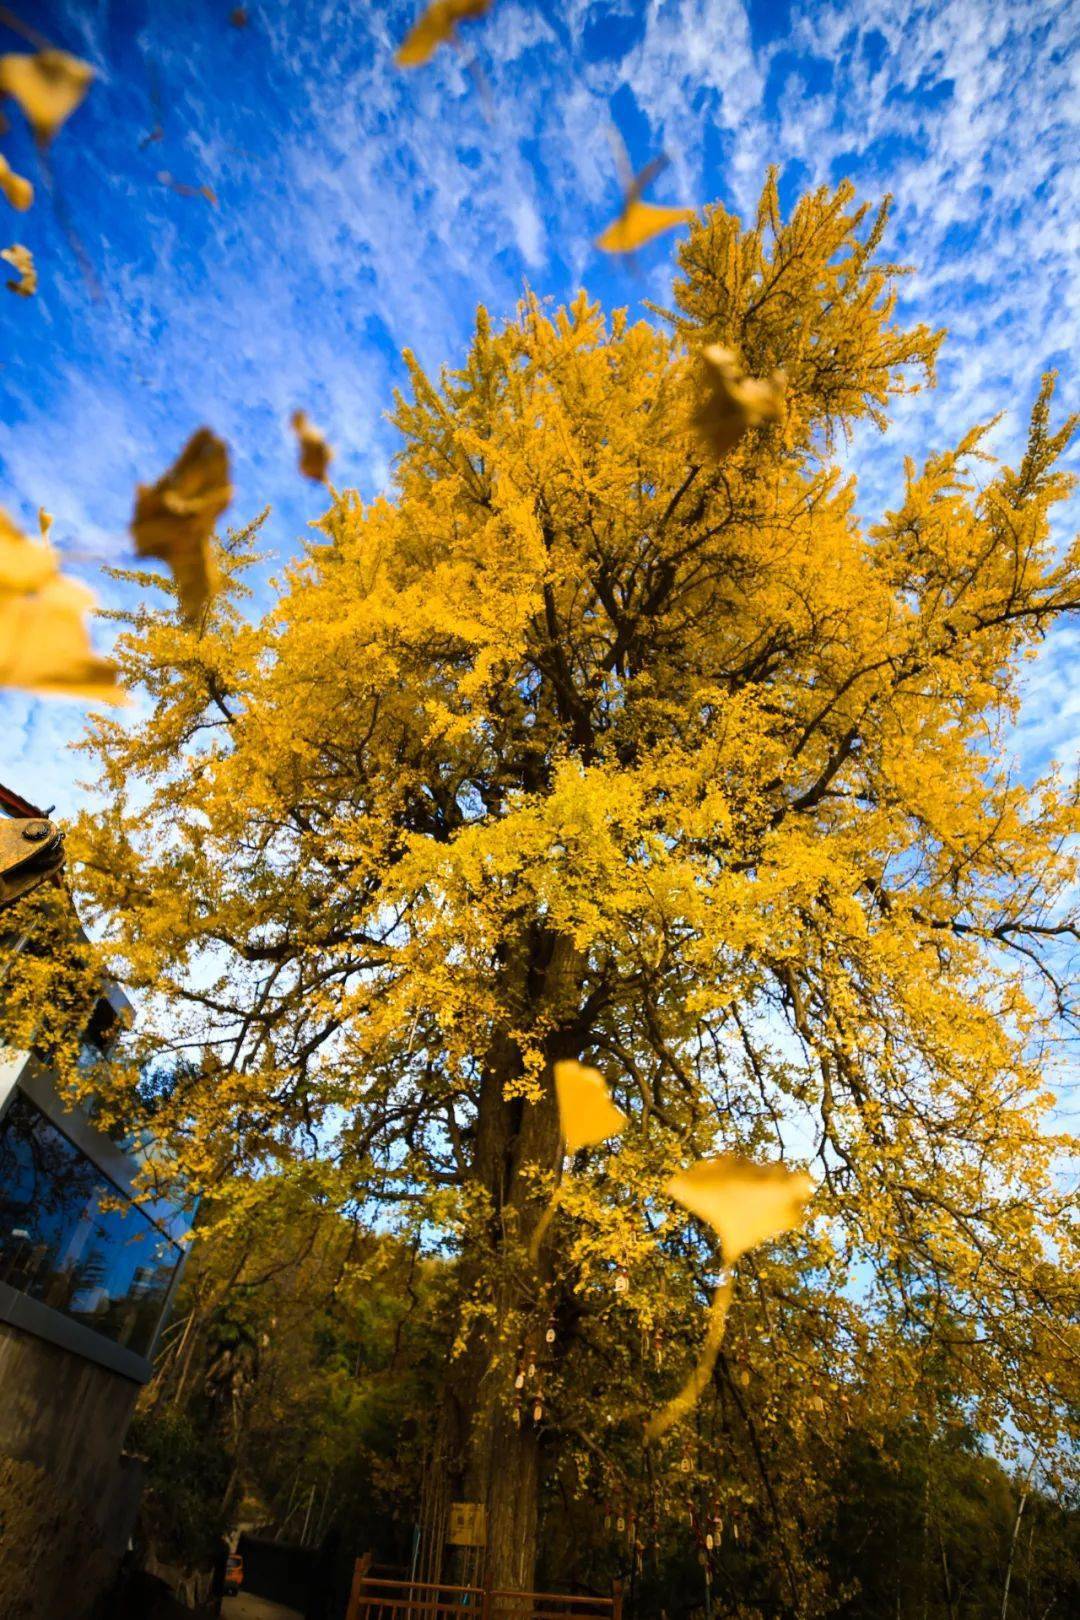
[5,173,1078,1598]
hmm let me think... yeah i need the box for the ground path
[224,1593,304,1620]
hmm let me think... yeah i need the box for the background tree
[131,1175,442,1574]
[127,1179,1080,1616]
[6,174,1079,1595]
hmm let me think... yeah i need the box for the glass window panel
[0,1090,183,1356]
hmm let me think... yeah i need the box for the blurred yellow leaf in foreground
[596,197,696,255]
[692,345,787,458]
[646,1156,812,1437]
[665,1153,813,1266]
[0,49,93,144]
[554,1059,626,1154]
[131,428,231,622]
[291,410,333,483]
[530,1059,628,1262]
[396,0,492,67]
[0,507,53,593]
[0,507,124,703]
[0,152,33,211]
[2,242,35,296]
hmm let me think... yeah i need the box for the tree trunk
[439,927,584,1591]
[463,1361,544,1589]
[937,1527,956,1620]
[1001,1483,1028,1620]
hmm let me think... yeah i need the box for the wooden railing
[346,1571,623,1620]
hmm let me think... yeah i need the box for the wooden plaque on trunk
[446,1501,487,1546]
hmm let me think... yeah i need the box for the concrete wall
[0,1454,117,1620]
[0,1322,144,1617]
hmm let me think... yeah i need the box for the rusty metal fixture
[0,816,65,911]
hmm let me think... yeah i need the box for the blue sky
[1,0,1078,816]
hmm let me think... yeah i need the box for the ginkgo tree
[6,174,1079,1593]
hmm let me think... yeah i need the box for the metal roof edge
[0,782,46,819]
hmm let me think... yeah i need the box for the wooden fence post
[345,1550,373,1620]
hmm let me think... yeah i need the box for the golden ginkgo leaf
[0,510,124,705]
[131,428,231,621]
[0,575,125,703]
[396,0,492,67]
[692,345,787,458]
[645,1158,811,1439]
[38,508,52,539]
[291,410,333,482]
[665,1154,813,1266]
[0,50,94,145]
[596,197,696,255]
[554,1059,627,1154]
[0,506,55,593]
[2,242,35,296]
[0,151,33,211]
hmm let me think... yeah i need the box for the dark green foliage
[133,1183,1079,1615]
[127,1407,231,1567]
[822,1423,1079,1620]
[135,1180,446,1572]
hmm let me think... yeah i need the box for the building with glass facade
[0,1052,190,1383]
[0,779,193,1618]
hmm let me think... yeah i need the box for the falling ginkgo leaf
[530,1059,627,1262]
[665,1154,813,1267]
[291,410,333,483]
[38,507,52,539]
[596,148,696,255]
[157,171,218,205]
[0,151,32,211]
[0,506,53,593]
[0,576,125,702]
[0,506,125,704]
[596,198,697,255]
[131,428,231,621]
[395,0,492,68]
[645,1155,812,1438]
[692,345,787,458]
[0,49,94,144]
[554,1059,627,1154]
[2,241,35,295]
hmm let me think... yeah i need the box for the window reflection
[0,1091,182,1356]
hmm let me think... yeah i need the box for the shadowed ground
[224,1592,304,1620]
